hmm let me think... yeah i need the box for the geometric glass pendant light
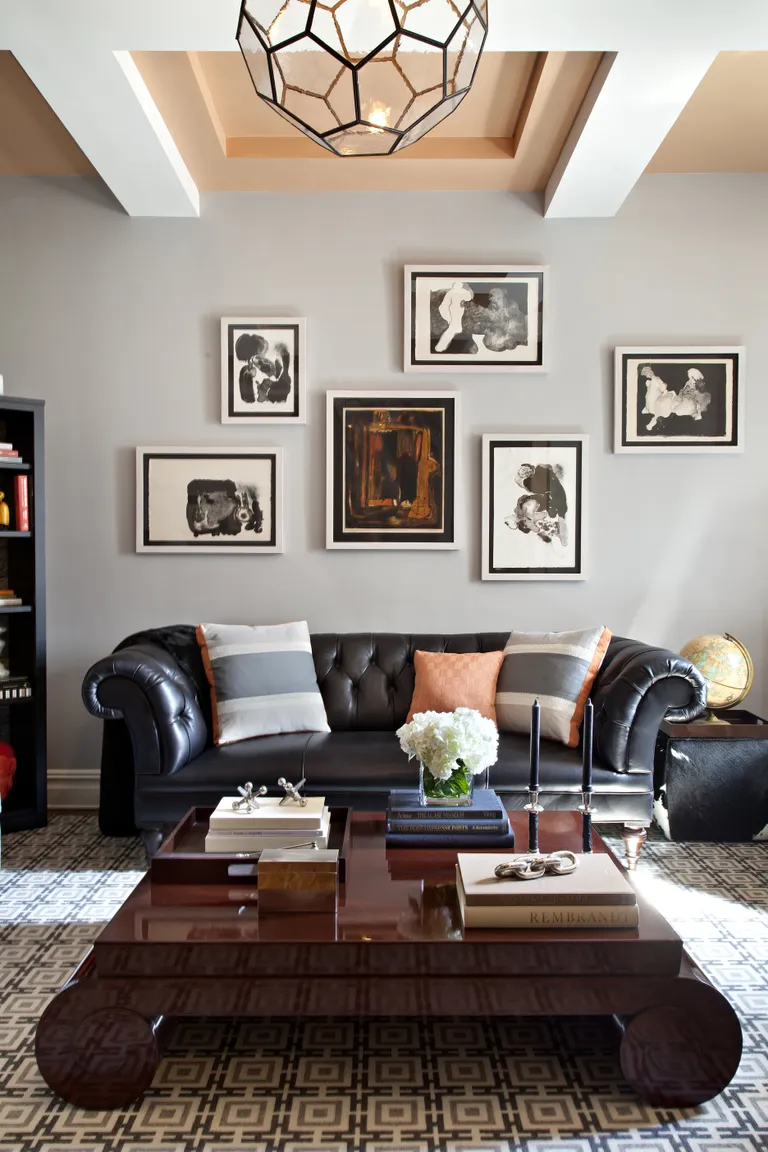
[237,1,489,156]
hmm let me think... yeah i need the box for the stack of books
[386,789,516,849]
[0,676,31,701]
[0,589,23,608]
[0,442,23,464]
[456,852,639,929]
[204,795,331,854]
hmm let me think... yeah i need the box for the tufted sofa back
[113,626,631,737]
[312,632,507,730]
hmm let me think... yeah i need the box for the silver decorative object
[277,776,308,806]
[232,781,268,811]
[493,851,579,881]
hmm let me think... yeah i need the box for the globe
[680,633,754,709]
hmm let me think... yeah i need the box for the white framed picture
[404,265,547,372]
[482,434,588,581]
[136,447,283,554]
[221,317,306,424]
[615,346,745,453]
[326,391,460,550]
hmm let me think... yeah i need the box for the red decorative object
[0,740,17,800]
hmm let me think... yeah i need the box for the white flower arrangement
[396,707,499,781]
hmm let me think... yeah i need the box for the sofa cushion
[489,733,651,793]
[197,620,330,745]
[138,733,315,795]
[407,649,504,723]
[496,626,611,747]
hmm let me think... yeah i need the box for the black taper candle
[582,699,594,792]
[581,698,594,853]
[528,810,539,852]
[530,699,541,790]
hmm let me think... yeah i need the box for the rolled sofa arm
[592,638,707,775]
[82,642,208,777]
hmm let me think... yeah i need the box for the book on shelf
[387,788,506,821]
[457,852,637,907]
[456,869,639,929]
[209,795,326,832]
[0,450,19,458]
[0,599,23,607]
[0,443,14,451]
[0,677,32,700]
[385,816,516,850]
[14,475,28,531]
[205,807,332,853]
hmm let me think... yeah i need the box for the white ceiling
[1,0,767,217]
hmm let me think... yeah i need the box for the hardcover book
[388,819,509,835]
[205,807,331,853]
[386,816,516,850]
[209,795,326,832]
[456,870,639,929]
[387,788,505,821]
[457,852,637,907]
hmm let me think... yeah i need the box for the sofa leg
[140,829,166,864]
[621,825,648,871]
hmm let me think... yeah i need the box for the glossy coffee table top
[94,812,682,977]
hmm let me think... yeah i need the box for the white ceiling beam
[3,0,768,52]
[544,48,718,218]
[9,39,199,216]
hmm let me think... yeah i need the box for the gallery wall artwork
[326,391,459,550]
[404,265,547,372]
[221,317,306,424]
[482,434,588,581]
[615,346,744,453]
[136,447,283,554]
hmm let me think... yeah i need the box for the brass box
[257,848,339,913]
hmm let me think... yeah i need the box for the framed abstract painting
[404,265,547,372]
[221,317,306,424]
[482,434,588,581]
[615,346,744,452]
[137,447,283,554]
[326,391,460,550]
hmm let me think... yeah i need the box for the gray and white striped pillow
[495,627,611,747]
[197,620,330,746]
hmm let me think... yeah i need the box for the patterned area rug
[0,814,766,1152]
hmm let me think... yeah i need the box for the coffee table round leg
[36,989,163,1109]
[618,985,742,1107]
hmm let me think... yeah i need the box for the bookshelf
[0,397,46,833]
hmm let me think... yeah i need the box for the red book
[14,474,29,531]
[0,450,19,457]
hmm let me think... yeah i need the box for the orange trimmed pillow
[495,626,612,747]
[407,650,505,725]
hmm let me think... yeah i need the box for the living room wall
[0,172,765,806]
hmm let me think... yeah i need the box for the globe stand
[700,711,732,725]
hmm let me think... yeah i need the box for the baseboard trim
[48,770,99,810]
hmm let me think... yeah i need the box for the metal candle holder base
[578,790,596,853]
[524,789,544,852]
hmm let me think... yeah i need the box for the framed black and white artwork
[615,346,744,453]
[137,447,283,554]
[221,317,306,424]
[326,391,460,550]
[482,434,587,581]
[404,265,547,372]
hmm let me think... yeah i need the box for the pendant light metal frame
[237,0,489,157]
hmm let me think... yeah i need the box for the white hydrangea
[396,707,499,781]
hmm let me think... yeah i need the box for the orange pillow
[407,650,505,724]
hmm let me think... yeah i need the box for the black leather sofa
[82,626,707,866]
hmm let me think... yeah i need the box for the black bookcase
[0,397,46,832]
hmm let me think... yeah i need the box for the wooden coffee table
[35,811,742,1110]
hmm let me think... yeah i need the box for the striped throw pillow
[196,621,330,746]
[495,627,612,747]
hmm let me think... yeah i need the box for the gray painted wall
[0,173,765,804]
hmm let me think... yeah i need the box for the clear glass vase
[419,759,475,807]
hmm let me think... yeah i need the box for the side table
[654,709,768,841]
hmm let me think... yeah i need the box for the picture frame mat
[481,433,588,581]
[220,316,307,425]
[136,445,284,554]
[325,390,461,550]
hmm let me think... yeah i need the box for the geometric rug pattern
[0,813,767,1152]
